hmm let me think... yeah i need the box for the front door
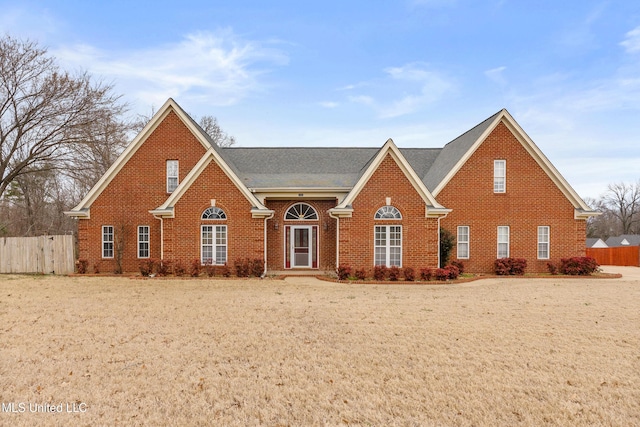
[291,226,311,268]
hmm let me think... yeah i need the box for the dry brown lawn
[1,268,639,426]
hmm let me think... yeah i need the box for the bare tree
[601,181,640,235]
[198,115,236,147]
[0,35,126,198]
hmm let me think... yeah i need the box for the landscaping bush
[337,265,352,280]
[559,256,599,275]
[388,266,401,281]
[444,264,460,280]
[373,265,388,281]
[546,262,558,275]
[419,268,432,281]
[234,258,251,277]
[250,258,265,277]
[403,267,415,281]
[174,261,186,277]
[219,263,231,277]
[450,260,465,275]
[494,258,527,276]
[93,262,101,274]
[434,268,449,281]
[439,228,455,267]
[76,259,88,274]
[355,268,367,280]
[157,260,171,277]
[139,259,156,276]
[204,261,216,277]
[190,259,201,277]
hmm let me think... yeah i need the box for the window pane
[497,226,509,258]
[167,160,178,193]
[538,226,549,259]
[202,226,213,244]
[494,160,506,193]
[375,247,386,266]
[389,247,401,266]
[216,246,227,264]
[457,226,469,259]
[216,226,227,245]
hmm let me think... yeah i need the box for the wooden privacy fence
[0,235,75,274]
[586,246,640,267]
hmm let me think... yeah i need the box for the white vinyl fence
[0,235,75,274]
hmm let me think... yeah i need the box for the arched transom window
[285,203,318,220]
[202,206,227,220]
[374,205,402,219]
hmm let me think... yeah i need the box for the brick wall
[265,200,337,271]
[165,156,264,269]
[339,154,440,271]
[437,121,586,273]
[78,110,207,273]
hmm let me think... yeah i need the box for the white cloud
[484,66,507,85]
[319,101,339,108]
[53,29,288,111]
[620,26,640,53]
[346,63,455,118]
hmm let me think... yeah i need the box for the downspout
[152,215,164,261]
[261,212,274,278]
[328,211,340,272]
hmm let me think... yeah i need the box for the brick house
[65,98,597,274]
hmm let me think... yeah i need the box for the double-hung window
[457,226,469,259]
[494,160,506,193]
[166,160,179,193]
[497,226,510,258]
[138,226,150,258]
[102,225,114,258]
[201,225,227,265]
[374,225,402,267]
[538,226,550,259]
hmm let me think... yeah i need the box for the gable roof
[149,148,272,218]
[222,147,441,190]
[586,238,607,248]
[65,98,213,218]
[423,111,500,192]
[426,109,597,218]
[330,139,450,217]
[605,235,640,247]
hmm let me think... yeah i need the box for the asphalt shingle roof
[209,111,502,192]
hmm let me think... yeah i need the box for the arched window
[374,205,402,219]
[202,206,227,220]
[285,203,318,220]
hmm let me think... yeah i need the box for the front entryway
[285,225,318,268]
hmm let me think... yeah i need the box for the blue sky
[2,0,640,200]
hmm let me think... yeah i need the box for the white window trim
[285,202,318,221]
[166,160,179,193]
[138,225,150,259]
[494,159,506,193]
[497,226,510,258]
[201,224,227,265]
[102,225,114,259]
[538,226,550,259]
[457,226,469,259]
[374,225,402,267]
[374,205,402,219]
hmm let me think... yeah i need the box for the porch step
[269,270,331,276]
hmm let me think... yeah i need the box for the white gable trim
[150,148,272,218]
[432,109,597,217]
[65,98,210,217]
[333,139,449,216]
